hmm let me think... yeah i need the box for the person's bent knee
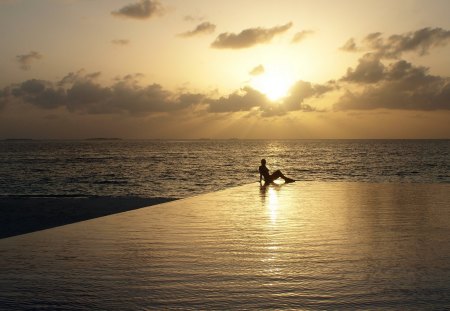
[272,170,282,178]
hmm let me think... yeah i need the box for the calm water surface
[1,183,449,309]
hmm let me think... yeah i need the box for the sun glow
[251,71,295,101]
[267,187,279,223]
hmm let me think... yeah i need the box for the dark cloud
[341,28,450,58]
[249,65,265,76]
[111,39,130,46]
[341,53,385,83]
[207,87,269,113]
[260,80,330,117]
[283,80,334,112]
[66,80,204,115]
[0,87,10,110]
[6,43,447,118]
[211,22,293,49]
[111,0,164,20]
[336,56,450,110]
[337,41,450,111]
[9,79,66,109]
[291,30,314,43]
[117,73,145,82]
[0,68,336,117]
[58,70,100,86]
[207,80,332,116]
[342,53,440,85]
[16,51,43,70]
[177,22,216,38]
[340,38,358,52]
[86,72,102,80]
[1,72,204,116]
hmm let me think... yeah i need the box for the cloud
[111,0,164,20]
[58,70,101,86]
[116,73,145,82]
[341,53,385,83]
[70,80,204,115]
[177,22,216,38]
[340,38,358,52]
[1,71,205,115]
[183,15,204,22]
[0,87,9,110]
[111,39,130,46]
[66,79,204,115]
[249,65,265,76]
[336,56,450,111]
[291,30,314,43]
[207,87,269,113]
[0,66,337,117]
[211,22,293,49]
[8,79,67,109]
[16,51,43,70]
[260,80,332,117]
[283,80,334,112]
[6,43,447,118]
[207,80,333,116]
[341,28,450,58]
[338,29,450,111]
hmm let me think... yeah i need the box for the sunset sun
[251,72,294,101]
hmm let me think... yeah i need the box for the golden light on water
[267,187,279,224]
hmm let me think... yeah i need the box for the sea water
[1,139,449,198]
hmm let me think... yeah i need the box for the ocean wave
[1,139,449,198]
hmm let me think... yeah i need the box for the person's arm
[259,173,263,184]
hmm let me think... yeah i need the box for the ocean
[1,140,450,309]
[1,139,449,198]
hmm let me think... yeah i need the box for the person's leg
[271,170,283,179]
[271,170,295,183]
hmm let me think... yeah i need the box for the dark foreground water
[1,139,449,198]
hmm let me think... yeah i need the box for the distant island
[84,138,122,141]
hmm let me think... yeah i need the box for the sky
[1,0,450,139]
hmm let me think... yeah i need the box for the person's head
[261,159,266,166]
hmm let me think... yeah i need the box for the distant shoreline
[2,138,449,141]
[84,138,122,141]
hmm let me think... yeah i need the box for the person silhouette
[259,159,295,186]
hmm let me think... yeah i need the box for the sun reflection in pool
[267,187,279,224]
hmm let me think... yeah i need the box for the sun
[251,71,294,101]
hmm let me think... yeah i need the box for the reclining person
[259,159,295,186]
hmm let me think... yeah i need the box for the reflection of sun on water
[263,187,282,279]
[268,187,279,224]
[251,71,294,101]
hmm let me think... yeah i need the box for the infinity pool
[1,182,450,310]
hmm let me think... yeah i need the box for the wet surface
[1,182,450,310]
